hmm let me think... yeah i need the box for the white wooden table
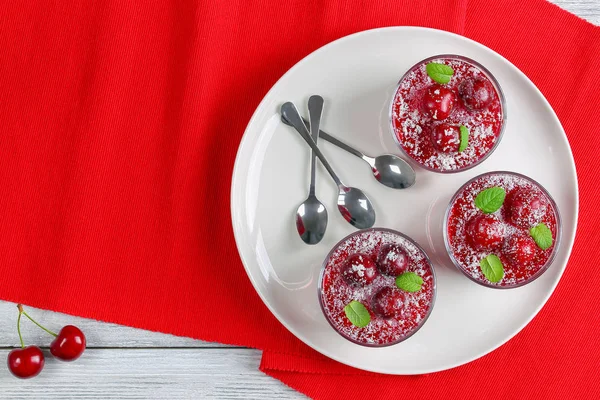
[1,2,597,398]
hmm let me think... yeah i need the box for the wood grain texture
[0,2,597,399]
[0,302,220,348]
[0,349,302,399]
[553,0,600,24]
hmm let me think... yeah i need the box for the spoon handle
[280,102,343,188]
[319,129,365,160]
[281,115,366,159]
[308,96,324,197]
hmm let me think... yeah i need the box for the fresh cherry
[466,214,506,250]
[7,346,45,379]
[458,77,494,110]
[431,123,461,153]
[377,244,409,276]
[50,325,86,361]
[506,188,548,229]
[342,253,377,286]
[423,84,456,120]
[372,287,406,318]
[8,304,86,378]
[504,234,537,266]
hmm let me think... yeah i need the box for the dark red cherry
[50,325,86,361]
[506,188,548,229]
[458,77,494,110]
[431,123,461,153]
[466,214,506,250]
[7,346,44,379]
[423,84,456,120]
[342,253,377,286]
[504,234,537,266]
[377,244,409,276]
[372,287,406,318]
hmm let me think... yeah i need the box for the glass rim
[388,54,507,174]
[317,227,437,347]
[442,171,563,289]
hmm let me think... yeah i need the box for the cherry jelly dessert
[391,55,505,173]
[318,228,436,346]
[444,172,561,288]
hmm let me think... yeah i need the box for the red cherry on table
[431,123,461,153]
[505,234,537,266]
[7,346,45,379]
[377,244,409,276]
[423,84,456,120]
[506,188,548,229]
[372,286,406,319]
[342,253,377,286]
[466,214,506,250]
[50,325,86,361]
[458,77,494,110]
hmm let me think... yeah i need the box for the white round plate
[231,27,578,374]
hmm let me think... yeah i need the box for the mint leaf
[344,301,370,328]
[426,62,454,84]
[480,254,504,283]
[474,187,506,214]
[395,272,423,292]
[530,223,553,250]
[459,125,469,152]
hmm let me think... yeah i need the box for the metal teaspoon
[281,115,416,189]
[295,96,328,244]
[281,102,376,229]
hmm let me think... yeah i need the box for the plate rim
[230,26,579,374]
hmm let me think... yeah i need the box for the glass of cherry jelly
[444,171,561,288]
[390,54,506,173]
[318,228,436,347]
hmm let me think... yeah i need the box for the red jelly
[319,229,435,346]
[445,172,560,288]
[391,55,505,172]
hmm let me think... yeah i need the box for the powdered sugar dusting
[446,173,559,286]
[320,230,435,345]
[392,58,504,172]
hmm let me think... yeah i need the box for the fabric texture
[0,0,598,398]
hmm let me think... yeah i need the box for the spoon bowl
[281,115,415,189]
[372,154,416,189]
[337,186,376,229]
[296,194,328,244]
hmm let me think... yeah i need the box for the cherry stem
[16,304,58,337]
[17,312,24,349]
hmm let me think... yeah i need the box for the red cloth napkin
[0,0,598,398]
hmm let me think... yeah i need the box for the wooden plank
[553,0,600,24]
[0,348,304,399]
[0,302,225,348]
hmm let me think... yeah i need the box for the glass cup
[318,228,436,346]
[389,54,506,173]
[443,171,562,289]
